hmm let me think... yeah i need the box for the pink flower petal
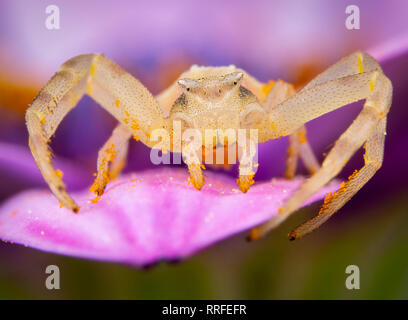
[0,169,339,266]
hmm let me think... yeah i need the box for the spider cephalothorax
[26,51,392,240]
[169,67,263,146]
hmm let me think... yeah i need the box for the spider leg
[248,51,392,240]
[183,141,205,190]
[237,137,258,192]
[26,54,169,211]
[285,129,300,179]
[289,117,386,240]
[90,123,132,197]
[297,128,321,175]
[262,80,320,179]
[285,126,320,179]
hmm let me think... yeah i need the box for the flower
[0,167,338,266]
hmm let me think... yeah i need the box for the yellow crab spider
[26,51,392,240]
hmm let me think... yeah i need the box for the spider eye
[224,72,243,86]
[178,78,198,91]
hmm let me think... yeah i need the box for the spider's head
[177,71,244,102]
[170,68,260,148]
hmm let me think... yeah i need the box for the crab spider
[26,51,392,240]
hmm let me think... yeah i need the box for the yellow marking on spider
[33,110,45,123]
[55,169,63,178]
[318,169,359,216]
[270,121,277,131]
[130,119,140,130]
[236,173,255,193]
[115,99,120,108]
[357,54,364,73]
[261,80,275,96]
[297,130,307,144]
[89,58,97,76]
[86,55,99,93]
[86,81,92,93]
[369,77,375,92]
[89,143,117,197]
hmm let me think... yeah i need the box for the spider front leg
[182,140,205,190]
[26,54,169,211]
[90,123,132,197]
[237,137,258,192]
[249,51,392,240]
